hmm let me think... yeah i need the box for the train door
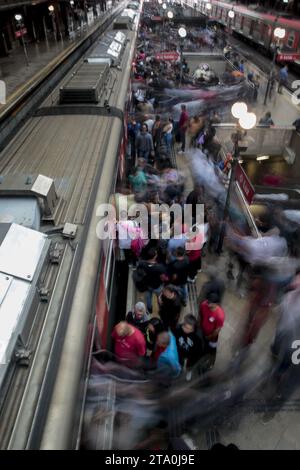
[286,30,296,50]
[262,23,272,49]
[249,19,254,37]
[242,17,252,36]
[235,13,243,32]
[253,20,263,43]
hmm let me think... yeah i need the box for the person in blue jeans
[163,118,174,153]
[137,247,166,313]
[136,123,154,161]
[278,65,288,94]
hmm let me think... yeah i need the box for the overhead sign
[235,163,255,205]
[277,53,300,62]
[15,28,27,38]
[155,51,180,61]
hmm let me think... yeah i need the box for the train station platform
[176,149,300,450]
[185,50,300,126]
[127,143,300,449]
[0,3,122,117]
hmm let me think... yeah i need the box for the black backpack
[132,263,148,292]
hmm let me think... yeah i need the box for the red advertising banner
[15,28,27,38]
[277,53,300,62]
[155,51,180,61]
[235,163,255,205]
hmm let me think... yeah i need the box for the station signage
[155,52,180,61]
[277,53,300,62]
[15,28,27,38]
[235,163,255,205]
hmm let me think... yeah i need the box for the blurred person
[128,117,141,159]
[158,284,183,332]
[186,227,206,283]
[117,216,140,266]
[152,115,163,151]
[174,314,205,381]
[186,184,204,223]
[136,123,155,161]
[136,247,167,314]
[199,266,225,304]
[111,321,146,368]
[239,59,245,74]
[162,117,174,153]
[152,331,181,379]
[262,285,300,423]
[144,115,155,133]
[278,65,288,94]
[293,117,300,133]
[199,292,225,368]
[167,246,189,306]
[178,104,189,153]
[259,111,274,127]
[128,166,147,194]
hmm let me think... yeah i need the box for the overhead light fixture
[206,3,212,10]
[178,26,187,38]
[231,102,247,119]
[274,27,286,39]
[239,112,257,130]
[228,10,235,19]
[167,11,174,18]
[256,155,270,161]
[238,159,244,164]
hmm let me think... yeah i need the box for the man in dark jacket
[158,284,182,332]
[168,246,190,306]
[175,314,205,380]
[137,248,167,313]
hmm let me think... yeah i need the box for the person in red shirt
[199,292,225,368]
[178,104,189,153]
[111,321,146,368]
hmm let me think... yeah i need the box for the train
[0,2,141,450]
[184,0,300,66]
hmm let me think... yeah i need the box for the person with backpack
[134,248,167,313]
[158,284,183,332]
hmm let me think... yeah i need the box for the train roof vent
[87,31,128,66]
[59,63,110,104]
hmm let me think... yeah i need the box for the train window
[235,14,243,30]
[287,31,295,49]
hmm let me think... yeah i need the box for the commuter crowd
[109,9,300,415]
